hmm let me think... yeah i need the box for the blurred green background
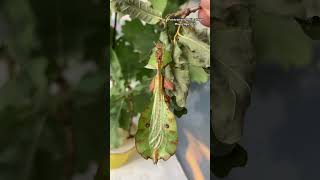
[0,0,106,180]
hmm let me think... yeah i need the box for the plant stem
[173,25,181,43]
[169,6,200,43]
[127,97,134,138]
[112,12,118,49]
[126,84,135,138]
[169,6,200,19]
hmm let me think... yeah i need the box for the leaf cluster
[110,0,210,119]
[110,47,151,148]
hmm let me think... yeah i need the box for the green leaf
[111,0,163,24]
[122,19,160,55]
[150,0,167,13]
[171,43,190,108]
[119,104,131,130]
[110,79,126,100]
[183,45,208,69]
[178,28,210,68]
[189,65,209,84]
[114,38,141,79]
[132,92,150,114]
[110,26,114,48]
[172,67,190,108]
[159,31,173,52]
[110,48,123,80]
[162,0,185,16]
[194,28,210,44]
[110,98,125,148]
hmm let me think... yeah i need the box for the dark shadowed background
[0,0,107,180]
[214,42,320,180]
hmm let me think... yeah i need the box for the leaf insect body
[135,41,178,164]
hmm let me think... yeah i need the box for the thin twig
[169,6,200,43]
[126,84,135,138]
[112,13,118,49]
[169,6,200,19]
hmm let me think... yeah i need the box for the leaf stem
[169,6,200,43]
[173,25,181,44]
[168,6,200,19]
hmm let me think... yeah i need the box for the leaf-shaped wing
[135,82,178,164]
[111,0,163,24]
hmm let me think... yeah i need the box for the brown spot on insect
[170,140,178,145]
[165,124,170,129]
[164,94,171,106]
[145,123,150,128]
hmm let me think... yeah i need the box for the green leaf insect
[135,42,178,164]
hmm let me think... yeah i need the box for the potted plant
[110,45,151,168]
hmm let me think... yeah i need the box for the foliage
[110,46,150,148]
[110,0,210,150]
[111,0,163,24]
